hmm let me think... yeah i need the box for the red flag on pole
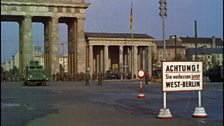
[130,0,133,31]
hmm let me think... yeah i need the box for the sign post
[137,69,145,99]
[157,61,207,118]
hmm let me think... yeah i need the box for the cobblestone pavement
[1,81,223,126]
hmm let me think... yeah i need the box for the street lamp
[159,0,168,61]
[158,0,172,119]
[171,35,177,60]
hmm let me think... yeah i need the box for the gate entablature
[1,1,89,18]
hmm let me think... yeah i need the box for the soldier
[85,71,90,86]
[98,72,103,86]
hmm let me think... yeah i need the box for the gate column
[44,19,50,72]
[45,16,59,75]
[89,45,93,77]
[51,17,59,74]
[19,15,33,73]
[76,18,86,73]
[68,18,77,78]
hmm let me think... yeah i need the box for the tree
[151,52,159,70]
[211,55,220,68]
[198,57,209,72]
[1,66,4,73]
[175,54,184,60]
[10,66,19,75]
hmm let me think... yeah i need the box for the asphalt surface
[1,80,223,126]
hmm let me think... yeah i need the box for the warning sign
[162,61,203,92]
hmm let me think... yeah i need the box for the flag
[130,0,133,31]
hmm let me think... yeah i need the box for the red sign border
[138,69,145,80]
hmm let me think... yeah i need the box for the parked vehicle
[105,70,121,79]
[24,60,49,86]
[152,69,162,79]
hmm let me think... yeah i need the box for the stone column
[68,18,77,77]
[124,48,128,75]
[76,18,86,73]
[139,47,143,69]
[104,45,109,72]
[89,45,93,77]
[148,46,152,77]
[19,19,24,74]
[133,46,138,77]
[96,54,100,74]
[142,48,145,70]
[50,17,59,74]
[119,45,124,77]
[100,48,103,72]
[93,58,96,75]
[44,20,50,71]
[19,15,33,73]
[127,48,131,72]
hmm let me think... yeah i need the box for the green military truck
[24,60,49,86]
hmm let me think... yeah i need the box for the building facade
[154,36,186,67]
[2,33,156,79]
[186,48,223,70]
[85,32,156,78]
[182,36,223,70]
[180,36,223,49]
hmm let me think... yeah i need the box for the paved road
[1,80,223,126]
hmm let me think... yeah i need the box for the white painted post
[198,91,201,107]
[140,80,142,90]
[164,92,166,109]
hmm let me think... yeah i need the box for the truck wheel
[27,81,31,86]
[24,81,27,86]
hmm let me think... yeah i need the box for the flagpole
[130,0,134,79]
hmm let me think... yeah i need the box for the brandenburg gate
[1,0,89,76]
[1,0,156,79]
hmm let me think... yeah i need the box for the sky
[1,0,223,62]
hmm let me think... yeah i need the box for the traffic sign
[138,69,144,79]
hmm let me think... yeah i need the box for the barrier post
[137,78,145,98]
[157,91,172,119]
[137,69,145,99]
[192,91,207,118]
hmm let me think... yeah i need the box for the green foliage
[1,66,4,73]
[152,52,159,69]
[198,57,208,72]
[10,66,19,75]
[211,55,220,68]
[175,54,184,60]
